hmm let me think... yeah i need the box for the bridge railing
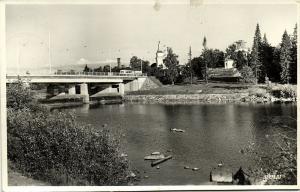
[52,71,147,77]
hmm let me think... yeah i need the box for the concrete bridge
[6,72,150,103]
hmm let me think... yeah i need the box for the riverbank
[125,82,297,104]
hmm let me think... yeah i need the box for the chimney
[117,58,121,68]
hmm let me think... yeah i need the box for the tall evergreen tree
[260,33,275,82]
[271,46,282,82]
[279,30,292,84]
[290,24,297,84]
[250,23,262,83]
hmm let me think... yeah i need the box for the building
[224,58,234,69]
[156,41,166,69]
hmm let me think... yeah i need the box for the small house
[224,58,234,69]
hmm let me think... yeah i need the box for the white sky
[6,2,297,74]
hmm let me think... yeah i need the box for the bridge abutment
[68,84,76,95]
[80,83,90,103]
[118,83,125,96]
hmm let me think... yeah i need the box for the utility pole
[188,46,192,85]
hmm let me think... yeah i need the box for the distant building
[156,41,166,69]
[224,58,234,69]
[117,58,121,68]
[234,40,249,56]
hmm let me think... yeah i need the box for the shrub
[269,84,297,99]
[7,80,132,185]
[6,78,33,110]
[239,66,257,84]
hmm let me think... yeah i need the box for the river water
[68,102,297,185]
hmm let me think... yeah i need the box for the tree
[7,78,33,110]
[279,30,292,84]
[129,56,142,71]
[203,49,225,68]
[103,65,111,72]
[202,36,208,83]
[94,66,103,72]
[129,56,151,74]
[249,23,262,83]
[225,43,248,70]
[260,33,275,82]
[240,66,256,83]
[83,64,91,72]
[290,24,297,84]
[163,47,179,85]
[191,56,205,80]
[271,46,283,82]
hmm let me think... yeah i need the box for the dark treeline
[83,23,297,85]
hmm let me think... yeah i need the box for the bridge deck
[6,73,146,83]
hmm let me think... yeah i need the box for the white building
[156,50,165,68]
[224,58,234,69]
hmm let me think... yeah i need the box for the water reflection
[70,103,296,185]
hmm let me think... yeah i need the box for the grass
[127,82,255,95]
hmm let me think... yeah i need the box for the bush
[239,66,257,84]
[6,78,33,110]
[7,80,132,185]
[269,84,297,99]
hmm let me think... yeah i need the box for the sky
[6,2,297,74]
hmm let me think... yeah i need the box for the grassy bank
[125,82,297,103]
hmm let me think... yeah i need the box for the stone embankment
[124,93,296,104]
[124,93,250,104]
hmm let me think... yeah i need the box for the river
[66,102,297,185]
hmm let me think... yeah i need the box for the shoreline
[124,93,296,104]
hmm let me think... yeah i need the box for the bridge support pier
[132,79,139,91]
[108,85,112,93]
[68,84,76,95]
[80,83,89,103]
[118,83,124,96]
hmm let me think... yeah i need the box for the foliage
[129,56,150,73]
[249,23,262,83]
[260,34,274,82]
[225,42,248,70]
[163,48,180,85]
[202,49,225,68]
[6,78,33,110]
[239,66,256,83]
[290,24,297,84]
[83,64,91,72]
[269,84,297,99]
[279,30,292,84]
[7,81,132,186]
[103,65,111,72]
[270,47,282,83]
[191,56,205,80]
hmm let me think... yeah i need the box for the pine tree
[250,23,262,83]
[261,33,275,82]
[290,24,297,84]
[279,30,292,84]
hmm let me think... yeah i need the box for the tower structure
[156,41,166,69]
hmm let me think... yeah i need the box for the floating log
[151,151,161,155]
[144,154,165,160]
[151,155,172,167]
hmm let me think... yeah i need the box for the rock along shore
[124,93,296,104]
